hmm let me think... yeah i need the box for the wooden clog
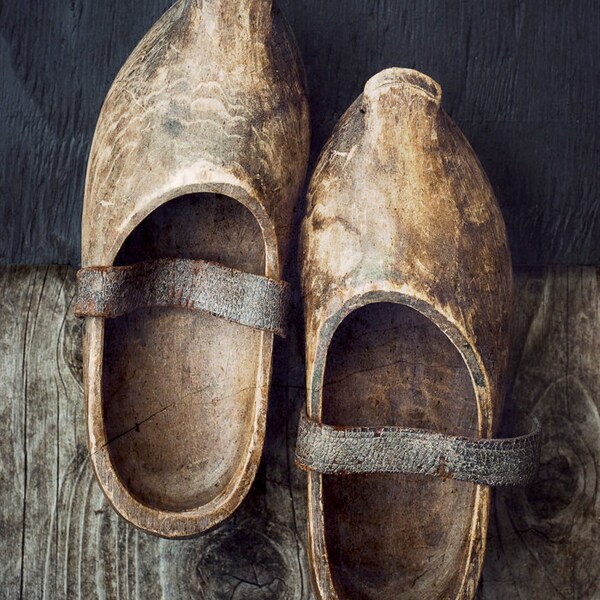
[296,69,539,599]
[76,0,309,538]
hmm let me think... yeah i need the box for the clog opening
[321,301,479,600]
[101,193,266,512]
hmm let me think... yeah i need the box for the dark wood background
[1,0,599,266]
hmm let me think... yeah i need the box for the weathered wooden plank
[0,267,33,597]
[479,268,600,599]
[0,265,311,600]
[0,266,85,599]
[1,265,599,598]
[20,268,77,599]
[1,1,599,266]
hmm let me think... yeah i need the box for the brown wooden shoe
[295,68,539,599]
[75,0,309,538]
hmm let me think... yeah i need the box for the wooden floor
[1,266,598,599]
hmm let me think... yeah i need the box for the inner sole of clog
[322,302,479,600]
[102,193,265,512]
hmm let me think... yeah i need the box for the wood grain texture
[2,267,598,598]
[478,267,600,599]
[1,0,599,266]
[0,265,311,599]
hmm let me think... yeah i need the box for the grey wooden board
[479,267,600,600]
[0,264,311,599]
[1,1,599,266]
[1,265,599,599]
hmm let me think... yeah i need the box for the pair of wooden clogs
[75,1,540,598]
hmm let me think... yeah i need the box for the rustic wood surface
[0,265,310,599]
[1,1,599,266]
[478,266,600,600]
[1,265,598,599]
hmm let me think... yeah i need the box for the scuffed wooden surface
[1,1,599,266]
[1,265,599,599]
[0,265,310,599]
[479,267,600,599]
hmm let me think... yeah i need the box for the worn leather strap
[75,258,290,336]
[295,411,540,486]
